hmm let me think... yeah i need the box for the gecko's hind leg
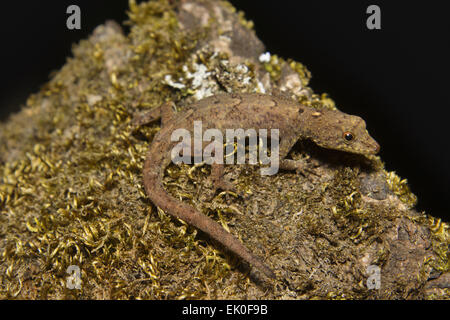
[210,163,239,196]
[132,101,177,129]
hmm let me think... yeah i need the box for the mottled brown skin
[136,93,379,279]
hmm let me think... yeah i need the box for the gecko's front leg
[277,136,318,176]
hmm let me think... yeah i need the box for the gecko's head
[307,109,380,155]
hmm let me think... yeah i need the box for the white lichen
[259,52,271,63]
[164,75,186,89]
[255,80,266,94]
[183,63,217,100]
[184,63,211,88]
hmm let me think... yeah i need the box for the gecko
[134,92,380,279]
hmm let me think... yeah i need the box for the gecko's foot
[279,159,319,177]
[208,164,243,199]
[208,174,244,200]
[209,176,242,199]
[131,111,154,129]
[213,178,237,193]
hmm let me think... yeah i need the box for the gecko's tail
[143,167,275,279]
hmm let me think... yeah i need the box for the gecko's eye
[343,132,354,141]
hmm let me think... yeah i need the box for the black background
[0,1,449,220]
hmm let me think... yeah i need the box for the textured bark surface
[0,0,448,299]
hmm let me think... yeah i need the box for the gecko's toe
[214,179,239,194]
[208,176,244,200]
[214,179,236,193]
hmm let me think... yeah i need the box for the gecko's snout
[364,138,380,155]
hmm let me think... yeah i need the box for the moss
[263,54,311,87]
[385,170,417,208]
[0,0,448,299]
[426,217,450,275]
